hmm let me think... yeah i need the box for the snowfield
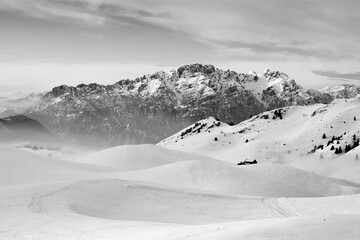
[1,141,360,239]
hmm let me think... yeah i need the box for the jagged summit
[263,69,289,81]
[177,63,216,77]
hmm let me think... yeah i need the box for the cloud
[312,70,360,81]
[1,0,360,65]
[209,39,340,59]
[0,0,174,27]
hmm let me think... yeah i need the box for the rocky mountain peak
[49,85,77,98]
[177,64,216,78]
[263,69,289,81]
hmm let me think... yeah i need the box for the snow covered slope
[76,144,214,171]
[159,97,360,182]
[76,144,360,196]
[1,143,360,239]
[242,162,360,196]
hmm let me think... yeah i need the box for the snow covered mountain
[158,96,360,183]
[321,84,360,99]
[25,64,332,146]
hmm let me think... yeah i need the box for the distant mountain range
[321,84,360,99]
[0,92,44,118]
[2,63,359,147]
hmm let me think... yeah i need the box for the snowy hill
[158,96,360,182]
[25,64,332,146]
[1,143,360,239]
[75,144,360,197]
[76,144,213,171]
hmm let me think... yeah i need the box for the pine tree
[353,139,360,148]
[338,147,342,154]
[330,145,335,150]
[345,144,352,153]
[322,133,327,139]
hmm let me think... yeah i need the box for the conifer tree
[338,147,342,154]
[345,144,352,153]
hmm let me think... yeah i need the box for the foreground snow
[0,144,360,239]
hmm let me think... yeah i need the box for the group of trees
[312,133,360,156]
[334,146,343,154]
[180,122,208,137]
[180,127,193,137]
[343,134,360,153]
[326,134,343,146]
[273,109,283,120]
[332,134,360,155]
[258,109,284,121]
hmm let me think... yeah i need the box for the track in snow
[261,198,300,217]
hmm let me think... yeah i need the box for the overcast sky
[1,0,360,92]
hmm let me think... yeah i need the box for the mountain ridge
[24,63,347,146]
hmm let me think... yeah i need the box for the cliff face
[26,64,333,146]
